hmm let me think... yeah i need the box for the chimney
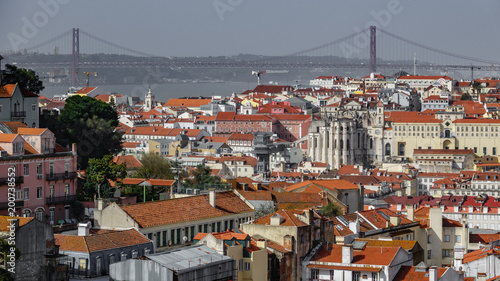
[97,198,104,211]
[342,244,353,264]
[429,266,438,281]
[78,221,91,236]
[72,143,77,153]
[348,220,360,234]
[390,216,401,226]
[209,189,216,208]
[407,204,415,221]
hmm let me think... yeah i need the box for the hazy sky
[1,0,499,61]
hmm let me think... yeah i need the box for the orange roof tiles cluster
[120,191,253,228]
[310,243,402,266]
[164,98,212,107]
[55,229,151,252]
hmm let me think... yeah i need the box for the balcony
[0,176,24,186]
[11,111,26,118]
[0,200,24,210]
[46,195,77,205]
[45,172,77,181]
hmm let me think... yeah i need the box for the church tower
[373,100,385,165]
[144,87,155,112]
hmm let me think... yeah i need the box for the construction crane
[252,70,289,85]
[80,72,98,87]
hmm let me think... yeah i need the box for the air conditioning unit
[186,188,193,195]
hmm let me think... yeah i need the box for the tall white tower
[144,87,155,112]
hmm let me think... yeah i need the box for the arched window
[22,209,31,218]
[398,143,405,156]
[35,207,44,221]
[385,143,391,156]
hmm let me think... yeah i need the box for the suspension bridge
[2,27,500,87]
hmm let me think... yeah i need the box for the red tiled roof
[266,240,292,253]
[286,180,359,193]
[469,233,500,244]
[253,210,308,227]
[55,229,151,253]
[17,128,47,135]
[0,134,18,142]
[0,216,34,231]
[120,191,253,228]
[113,155,143,169]
[398,75,453,80]
[0,121,28,133]
[463,246,500,264]
[164,98,212,107]
[393,266,449,280]
[311,244,402,266]
[0,84,38,98]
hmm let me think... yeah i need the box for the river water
[41,81,253,100]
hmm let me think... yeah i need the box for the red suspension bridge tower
[71,28,80,87]
[370,26,376,74]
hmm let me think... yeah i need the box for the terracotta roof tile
[393,266,449,280]
[17,128,47,135]
[165,98,212,107]
[0,216,34,231]
[311,244,402,266]
[120,191,253,228]
[55,229,151,253]
[113,155,143,169]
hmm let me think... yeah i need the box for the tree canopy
[1,64,44,94]
[79,155,126,200]
[133,153,174,179]
[182,165,224,189]
[56,95,122,168]
[320,202,343,218]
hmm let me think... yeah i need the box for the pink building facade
[0,128,77,225]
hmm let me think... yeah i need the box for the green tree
[1,64,44,94]
[320,202,342,218]
[255,203,276,219]
[80,155,126,200]
[182,165,223,189]
[460,93,473,100]
[133,153,174,179]
[57,96,122,169]
[0,238,20,281]
[472,81,482,96]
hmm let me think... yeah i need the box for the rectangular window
[23,187,29,200]
[444,235,450,242]
[244,262,250,271]
[455,235,461,243]
[23,164,29,176]
[79,258,86,271]
[443,249,450,257]
[96,257,101,275]
[427,234,432,244]
[37,186,42,199]
[49,163,54,178]
[428,250,432,259]
[239,259,243,272]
